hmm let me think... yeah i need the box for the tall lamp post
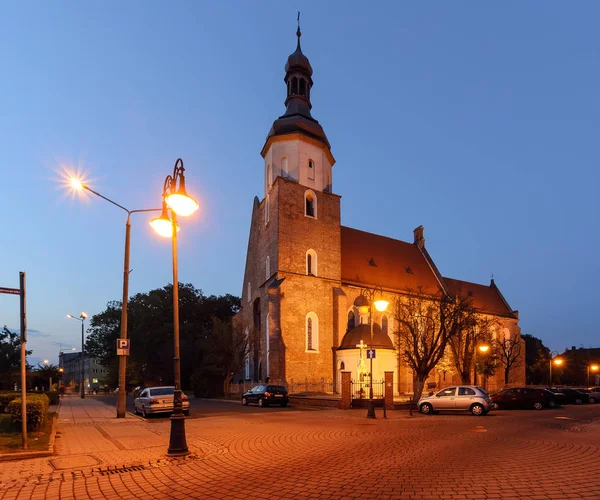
[356,288,389,419]
[473,344,490,387]
[67,313,87,398]
[549,351,563,386]
[587,364,599,387]
[69,178,161,417]
[150,158,198,456]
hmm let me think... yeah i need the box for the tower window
[306,249,317,276]
[305,190,317,218]
[308,159,314,180]
[299,78,306,97]
[306,312,318,352]
[247,282,251,303]
[265,195,269,225]
[265,255,270,280]
[347,310,356,331]
[265,313,270,377]
[291,77,298,95]
[281,157,288,178]
[267,164,272,187]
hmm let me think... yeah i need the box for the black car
[242,385,289,407]
[556,388,591,405]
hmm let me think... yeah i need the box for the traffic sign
[367,349,376,359]
[116,339,130,356]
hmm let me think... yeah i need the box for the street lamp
[549,351,563,386]
[356,288,389,419]
[473,344,490,387]
[69,178,161,417]
[151,158,198,456]
[67,313,87,398]
[587,364,599,387]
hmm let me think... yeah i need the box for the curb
[0,412,58,462]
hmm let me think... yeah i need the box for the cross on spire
[296,11,302,47]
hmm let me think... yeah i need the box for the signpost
[116,339,130,356]
[0,272,27,449]
[366,349,376,359]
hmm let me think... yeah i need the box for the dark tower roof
[338,324,395,350]
[262,25,330,155]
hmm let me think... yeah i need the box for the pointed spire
[297,11,302,49]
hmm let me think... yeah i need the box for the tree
[32,363,62,391]
[522,334,550,385]
[495,335,523,385]
[447,312,496,385]
[392,288,477,402]
[0,326,32,390]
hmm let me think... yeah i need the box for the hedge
[6,394,50,431]
[43,391,60,405]
[0,392,18,413]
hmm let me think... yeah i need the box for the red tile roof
[340,226,442,294]
[443,277,514,317]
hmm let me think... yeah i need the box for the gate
[351,379,384,402]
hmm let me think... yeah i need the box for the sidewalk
[57,394,134,424]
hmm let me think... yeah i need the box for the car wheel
[133,405,139,415]
[242,397,248,406]
[492,402,500,410]
[589,397,597,404]
[533,401,544,410]
[575,398,583,405]
[470,403,485,416]
[258,398,265,407]
[141,406,147,418]
[420,403,433,415]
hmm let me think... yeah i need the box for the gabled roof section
[340,226,443,294]
[443,277,516,318]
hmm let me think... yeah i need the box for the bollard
[409,397,413,416]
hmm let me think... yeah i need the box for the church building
[236,27,525,394]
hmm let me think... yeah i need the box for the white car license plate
[274,394,283,398]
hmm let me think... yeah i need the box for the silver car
[418,386,492,416]
[133,386,190,418]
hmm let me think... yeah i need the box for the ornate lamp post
[587,364,599,386]
[549,351,563,385]
[356,288,389,419]
[69,178,161,417]
[150,158,198,456]
[67,312,87,398]
[473,344,490,387]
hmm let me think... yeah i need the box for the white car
[417,385,493,416]
[133,386,190,418]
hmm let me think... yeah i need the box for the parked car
[555,388,591,405]
[133,386,190,417]
[418,386,492,416]
[490,388,549,410]
[242,385,289,407]
[575,388,599,403]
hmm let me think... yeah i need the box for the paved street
[1,396,600,499]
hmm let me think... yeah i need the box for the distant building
[59,352,108,391]
[235,27,525,394]
[559,347,600,386]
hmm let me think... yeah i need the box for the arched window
[291,77,298,95]
[244,328,250,379]
[247,282,251,303]
[308,159,314,180]
[265,195,269,225]
[281,157,288,178]
[306,249,317,276]
[340,361,345,370]
[265,313,270,377]
[265,256,270,280]
[266,164,272,186]
[305,190,317,218]
[381,315,388,335]
[306,312,318,352]
[347,310,355,331]
[299,78,306,96]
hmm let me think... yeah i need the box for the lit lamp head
[70,178,84,191]
[165,170,199,217]
[80,312,87,319]
[374,299,389,312]
[43,359,49,364]
[479,344,490,353]
[58,368,64,373]
[150,202,181,237]
[591,364,599,372]
[553,358,563,366]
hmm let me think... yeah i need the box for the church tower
[239,24,342,386]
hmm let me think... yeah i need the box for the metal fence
[228,378,335,396]
[351,379,384,400]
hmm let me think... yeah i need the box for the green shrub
[43,391,59,405]
[0,392,18,413]
[6,394,49,431]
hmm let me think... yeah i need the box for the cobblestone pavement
[1,396,600,499]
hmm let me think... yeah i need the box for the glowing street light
[151,158,198,456]
[473,343,491,387]
[549,351,564,385]
[588,364,599,386]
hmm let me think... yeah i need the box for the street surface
[1,396,599,499]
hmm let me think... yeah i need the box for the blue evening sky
[1,2,598,365]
